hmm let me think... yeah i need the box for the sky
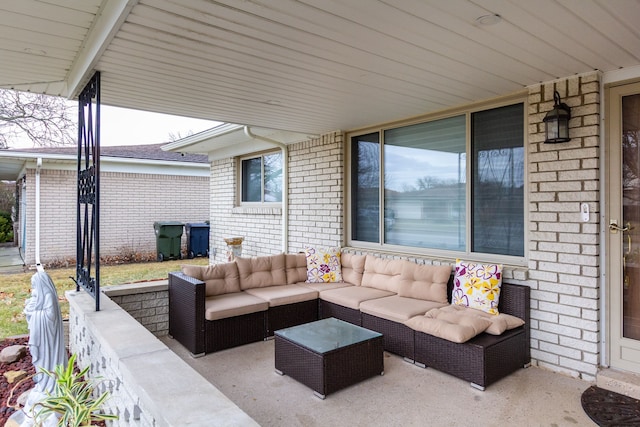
[99,106,221,147]
[12,104,221,148]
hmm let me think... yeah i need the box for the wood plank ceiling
[1,0,640,136]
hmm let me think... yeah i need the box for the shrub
[0,211,13,243]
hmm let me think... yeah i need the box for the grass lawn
[0,258,208,339]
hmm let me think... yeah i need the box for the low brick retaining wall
[103,281,170,336]
[66,284,258,427]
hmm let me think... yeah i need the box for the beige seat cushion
[341,253,366,286]
[300,282,352,292]
[181,262,241,297]
[244,285,318,307]
[319,286,395,310]
[425,305,525,335]
[204,292,268,321]
[398,263,451,303]
[405,313,491,343]
[285,253,307,285]
[236,253,287,290]
[361,256,405,293]
[360,295,447,323]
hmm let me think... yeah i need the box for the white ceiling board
[2,0,640,137]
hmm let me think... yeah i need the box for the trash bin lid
[154,221,184,226]
[185,222,210,228]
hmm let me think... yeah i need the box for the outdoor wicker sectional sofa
[168,251,530,389]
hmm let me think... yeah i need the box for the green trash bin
[153,221,184,261]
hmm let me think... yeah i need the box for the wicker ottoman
[274,317,384,399]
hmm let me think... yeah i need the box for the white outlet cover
[581,203,589,222]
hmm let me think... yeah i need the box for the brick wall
[24,169,76,265]
[209,131,344,261]
[209,156,282,260]
[67,288,254,426]
[23,169,209,265]
[288,131,344,252]
[527,72,601,380]
[105,282,169,336]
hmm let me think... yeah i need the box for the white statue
[9,270,68,427]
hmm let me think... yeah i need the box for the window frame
[238,150,283,206]
[346,96,528,266]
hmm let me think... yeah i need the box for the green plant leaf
[29,353,118,426]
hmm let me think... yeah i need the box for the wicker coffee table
[274,317,384,399]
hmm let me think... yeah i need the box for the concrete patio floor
[161,336,596,427]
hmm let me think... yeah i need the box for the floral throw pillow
[452,259,502,315]
[305,246,342,283]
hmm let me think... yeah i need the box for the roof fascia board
[0,151,208,168]
[164,123,316,159]
[105,161,209,177]
[66,0,139,99]
[207,140,277,161]
[161,123,243,153]
[17,156,208,177]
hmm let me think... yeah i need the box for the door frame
[605,79,640,373]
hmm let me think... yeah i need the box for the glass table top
[275,317,382,354]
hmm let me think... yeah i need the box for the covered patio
[161,334,596,426]
[4,1,640,426]
[70,282,598,426]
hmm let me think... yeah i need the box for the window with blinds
[349,102,525,260]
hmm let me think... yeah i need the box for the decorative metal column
[76,72,101,311]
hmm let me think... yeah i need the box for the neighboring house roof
[10,143,208,163]
[0,143,209,181]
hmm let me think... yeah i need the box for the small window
[240,151,283,203]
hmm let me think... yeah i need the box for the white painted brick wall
[288,132,344,252]
[67,288,253,426]
[528,72,601,381]
[209,131,344,261]
[23,169,209,265]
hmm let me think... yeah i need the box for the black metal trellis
[76,72,101,311]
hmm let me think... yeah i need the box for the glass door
[608,82,640,372]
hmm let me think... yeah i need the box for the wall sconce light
[543,90,571,143]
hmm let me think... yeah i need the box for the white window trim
[238,150,283,207]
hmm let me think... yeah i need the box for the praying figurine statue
[9,270,68,427]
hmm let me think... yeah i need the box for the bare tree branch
[0,89,77,148]
[168,129,195,142]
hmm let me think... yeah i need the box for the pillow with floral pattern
[452,259,502,315]
[304,246,342,283]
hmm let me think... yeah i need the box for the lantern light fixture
[543,90,571,143]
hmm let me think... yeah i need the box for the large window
[350,102,524,259]
[241,151,283,203]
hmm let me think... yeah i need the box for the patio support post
[76,71,101,311]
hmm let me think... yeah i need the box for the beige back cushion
[361,255,405,293]
[398,263,451,303]
[181,263,241,297]
[285,253,307,284]
[341,253,366,286]
[236,253,287,290]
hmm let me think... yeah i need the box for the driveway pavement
[0,243,26,274]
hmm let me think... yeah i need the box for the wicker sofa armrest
[498,283,530,323]
[168,271,206,356]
